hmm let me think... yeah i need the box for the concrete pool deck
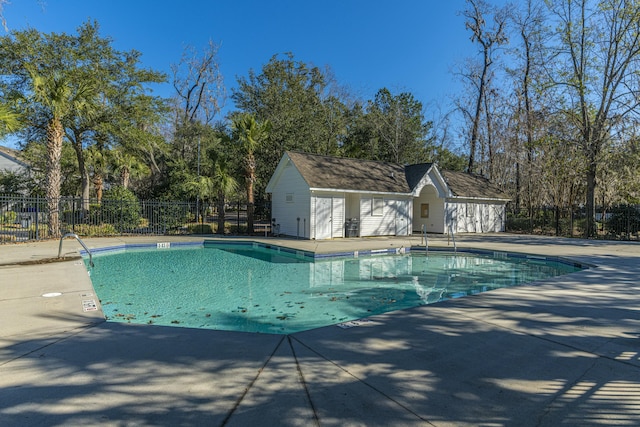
[1,233,639,426]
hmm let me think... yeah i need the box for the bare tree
[461,0,509,173]
[172,40,225,125]
[507,0,548,213]
[0,0,9,31]
[172,40,226,162]
[0,0,46,31]
[546,0,640,237]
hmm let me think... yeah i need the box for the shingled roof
[285,151,410,193]
[282,151,509,200]
[0,145,22,161]
[404,163,434,190]
[440,169,509,200]
[0,145,29,170]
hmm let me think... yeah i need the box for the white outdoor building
[0,145,29,175]
[266,151,510,240]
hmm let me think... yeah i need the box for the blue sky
[3,0,476,146]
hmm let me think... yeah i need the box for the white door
[316,197,333,239]
[332,197,345,238]
[394,200,410,236]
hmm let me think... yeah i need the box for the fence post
[627,206,631,241]
[72,197,76,233]
[120,198,123,234]
[35,195,40,240]
[570,206,574,238]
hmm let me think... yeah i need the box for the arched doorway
[413,185,445,233]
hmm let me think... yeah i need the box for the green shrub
[188,223,214,234]
[217,221,233,234]
[607,205,640,235]
[97,186,142,232]
[1,211,17,224]
[506,216,531,233]
[72,223,119,237]
[228,224,247,234]
[145,201,190,232]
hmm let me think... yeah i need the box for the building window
[420,203,429,218]
[466,203,474,217]
[286,193,294,203]
[372,197,384,216]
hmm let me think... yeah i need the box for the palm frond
[0,103,21,134]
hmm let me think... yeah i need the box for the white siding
[270,163,311,238]
[332,197,345,238]
[413,186,445,233]
[268,153,509,238]
[310,192,345,239]
[393,199,412,236]
[360,196,384,236]
[485,203,506,232]
[0,153,26,174]
[359,196,411,237]
[446,200,506,233]
[462,202,477,232]
[449,201,477,232]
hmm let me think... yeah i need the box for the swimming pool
[86,241,584,334]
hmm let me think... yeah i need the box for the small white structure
[0,145,29,175]
[266,151,509,239]
[406,163,510,234]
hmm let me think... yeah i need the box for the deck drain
[42,292,63,298]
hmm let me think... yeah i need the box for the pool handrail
[448,223,457,253]
[58,232,94,267]
[421,224,428,254]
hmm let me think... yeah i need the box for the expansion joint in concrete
[219,335,287,426]
[287,335,321,427]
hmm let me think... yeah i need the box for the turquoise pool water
[87,243,583,334]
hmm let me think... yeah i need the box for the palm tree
[0,103,20,136]
[210,153,238,235]
[28,69,95,237]
[111,146,150,189]
[232,113,271,234]
[185,174,215,223]
[86,144,109,205]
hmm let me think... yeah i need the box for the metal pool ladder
[421,224,429,254]
[448,224,457,253]
[58,232,94,267]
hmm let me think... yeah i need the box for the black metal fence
[0,194,271,243]
[506,205,640,240]
[3,194,639,243]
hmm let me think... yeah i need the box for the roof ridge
[286,150,403,167]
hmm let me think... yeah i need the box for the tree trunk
[45,118,64,238]
[483,94,494,179]
[121,166,130,189]
[94,174,104,205]
[246,177,254,234]
[246,153,255,234]
[515,161,521,211]
[80,167,90,210]
[468,54,489,174]
[217,189,225,235]
[71,136,91,211]
[585,161,597,238]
